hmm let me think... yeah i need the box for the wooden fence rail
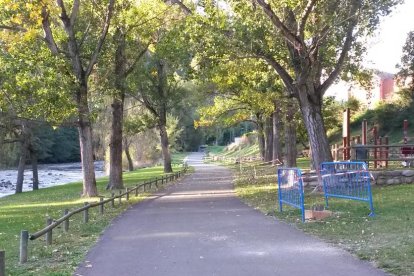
[17,166,188,265]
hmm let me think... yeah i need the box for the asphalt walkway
[75,152,387,276]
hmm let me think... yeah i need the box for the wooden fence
[331,143,414,168]
[0,166,188,271]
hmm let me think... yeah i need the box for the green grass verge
[234,167,414,276]
[0,156,188,276]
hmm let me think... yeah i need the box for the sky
[364,1,414,74]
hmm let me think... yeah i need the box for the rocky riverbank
[0,161,106,198]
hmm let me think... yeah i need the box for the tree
[196,58,281,160]
[1,0,116,196]
[127,1,193,173]
[101,0,155,190]
[397,31,414,102]
[218,0,402,169]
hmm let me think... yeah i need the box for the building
[326,71,399,108]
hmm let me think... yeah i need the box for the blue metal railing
[320,162,375,216]
[277,168,305,222]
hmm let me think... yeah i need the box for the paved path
[75,153,387,276]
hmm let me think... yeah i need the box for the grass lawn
[0,158,188,275]
[235,167,414,276]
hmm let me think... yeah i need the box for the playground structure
[331,109,414,168]
[278,161,375,222]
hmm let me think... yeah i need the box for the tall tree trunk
[285,103,297,167]
[257,120,265,159]
[107,28,127,190]
[297,86,333,169]
[16,140,29,194]
[272,107,283,165]
[77,83,98,197]
[30,149,39,190]
[159,122,173,173]
[107,97,124,190]
[264,116,273,162]
[123,137,134,172]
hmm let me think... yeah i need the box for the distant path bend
[75,152,387,276]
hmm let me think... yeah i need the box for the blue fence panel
[320,162,375,216]
[277,168,305,222]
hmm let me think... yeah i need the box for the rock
[402,177,414,184]
[370,171,381,179]
[384,170,402,177]
[402,170,414,177]
[376,178,386,185]
[385,178,395,185]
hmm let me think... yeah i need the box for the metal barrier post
[277,168,305,222]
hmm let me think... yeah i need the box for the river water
[0,161,106,198]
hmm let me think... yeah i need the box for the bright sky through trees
[365,1,414,73]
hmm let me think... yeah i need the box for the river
[0,161,106,198]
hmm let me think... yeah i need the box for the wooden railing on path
[11,166,188,267]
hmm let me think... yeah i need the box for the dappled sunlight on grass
[1,198,97,210]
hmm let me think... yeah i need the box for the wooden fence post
[385,136,389,168]
[126,188,130,201]
[155,178,158,188]
[63,209,69,232]
[118,190,122,204]
[0,250,5,276]
[46,218,53,246]
[83,202,89,223]
[143,183,146,192]
[135,185,138,196]
[111,192,115,208]
[19,230,28,264]
[99,198,104,215]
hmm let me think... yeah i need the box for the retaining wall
[301,169,414,186]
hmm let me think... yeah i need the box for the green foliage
[196,58,281,128]
[166,115,184,151]
[396,31,414,102]
[34,126,81,164]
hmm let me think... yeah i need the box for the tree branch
[56,0,70,23]
[319,1,360,95]
[41,7,60,55]
[70,0,80,26]
[255,51,295,95]
[165,0,192,15]
[141,93,159,117]
[85,0,116,77]
[0,25,26,32]
[124,43,151,77]
[254,0,304,51]
[298,0,317,38]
